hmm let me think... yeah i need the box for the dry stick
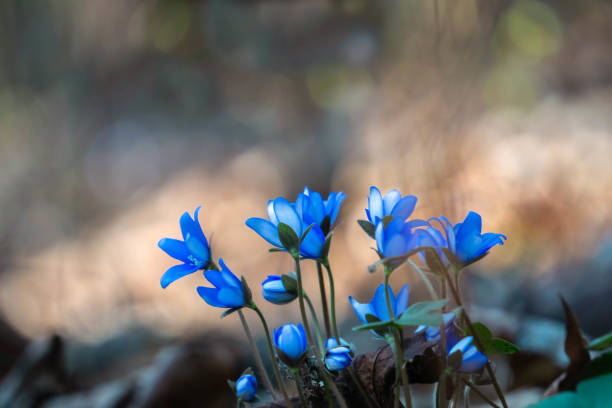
[238,310,279,400]
[442,266,509,408]
[462,379,501,408]
[294,257,348,408]
[316,262,332,339]
[437,278,448,408]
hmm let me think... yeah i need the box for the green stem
[237,397,243,408]
[304,293,325,355]
[406,259,438,300]
[292,368,308,407]
[294,257,347,408]
[322,259,341,342]
[445,264,508,408]
[316,262,332,339]
[252,306,293,408]
[238,310,279,400]
[438,278,447,408]
[383,269,412,408]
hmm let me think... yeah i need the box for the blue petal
[204,270,225,288]
[390,195,417,220]
[383,189,402,215]
[309,192,325,224]
[267,200,279,225]
[160,263,199,288]
[455,233,484,263]
[383,234,406,259]
[278,324,304,360]
[299,225,325,259]
[158,238,190,263]
[368,187,383,223]
[456,212,482,242]
[372,284,392,321]
[192,206,209,249]
[246,218,282,247]
[218,258,242,288]
[217,287,245,307]
[273,198,302,236]
[185,234,210,264]
[375,222,385,254]
[329,192,346,225]
[179,210,207,245]
[349,296,372,324]
[449,336,473,355]
[395,284,410,316]
[197,286,225,308]
[298,323,307,354]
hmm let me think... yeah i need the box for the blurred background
[1,0,612,406]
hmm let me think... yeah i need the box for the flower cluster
[157,185,511,407]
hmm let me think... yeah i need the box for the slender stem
[238,310,279,400]
[347,366,381,408]
[438,280,448,408]
[383,269,412,408]
[406,259,438,300]
[443,264,508,408]
[237,397,243,408]
[304,293,325,354]
[433,382,439,408]
[292,368,308,407]
[252,307,293,408]
[294,257,347,408]
[463,383,471,408]
[322,259,341,342]
[462,379,501,408]
[316,262,332,339]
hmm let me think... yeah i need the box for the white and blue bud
[236,373,257,401]
[325,346,352,371]
[262,275,297,305]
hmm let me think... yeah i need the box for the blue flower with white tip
[262,275,296,305]
[349,283,410,324]
[236,373,257,401]
[196,259,246,309]
[297,187,346,233]
[325,337,352,350]
[448,336,488,373]
[274,323,308,365]
[325,346,352,371]
[246,196,327,259]
[415,312,460,350]
[426,212,507,265]
[158,206,212,288]
[366,187,418,224]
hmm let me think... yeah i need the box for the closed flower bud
[325,337,351,351]
[262,275,297,305]
[325,346,352,371]
[274,323,308,365]
[235,374,257,401]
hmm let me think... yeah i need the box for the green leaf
[320,215,331,236]
[299,223,315,245]
[382,215,394,228]
[241,276,252,305]
[280,274,298,295]
[220,307,241,319]
[353,314,396,332]
[357,220,376,239]
[320,231,333,260]
[277,222,299,254]
[589,332,612,351]
[395,299,448,327]
[367,246,430,273]
[489,338,520,355]
[269,248,285,253]
[466,322,493,350]
[577,352,612,382]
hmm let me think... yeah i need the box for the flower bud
[274,323,308,365]
[262,275,297,305]
[236,374,257,401]
[325,346,352,371]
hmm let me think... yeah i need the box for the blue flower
[414,312,460,350]
[246,196,327,259]
[325,346,352,371]
[325,337,352,350]
[349,283,410,324]
[196,259,246,309]
[297,187,346,233]
[425,212,507,265]
[375,217,429,264]
[158,206,211,288]
[448,336,488,372]
[366,187,418,224]
[262,275,297,305]
[236,374,257,401]
[274,323,308,365]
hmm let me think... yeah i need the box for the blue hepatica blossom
[366,187,418,225]
[236,374,257,401]
[296,187,346,234]
[325,346,352,371]
[325,337,352,350]
[414,312,460,350]
[158,207,212,288]
[375,217,429,262]
[448,336,488,373]
[261,275,297,305]
[196,259,246,309]
[274,323,308,365]
[246,196,327,259]
[349,283,410,324]
[424,211,507,265]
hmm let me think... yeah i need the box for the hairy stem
[238,310,278,400]
[316,262,332,339]
[252,306,293,407]
[322,259,341,342]
[304,293,325,354]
